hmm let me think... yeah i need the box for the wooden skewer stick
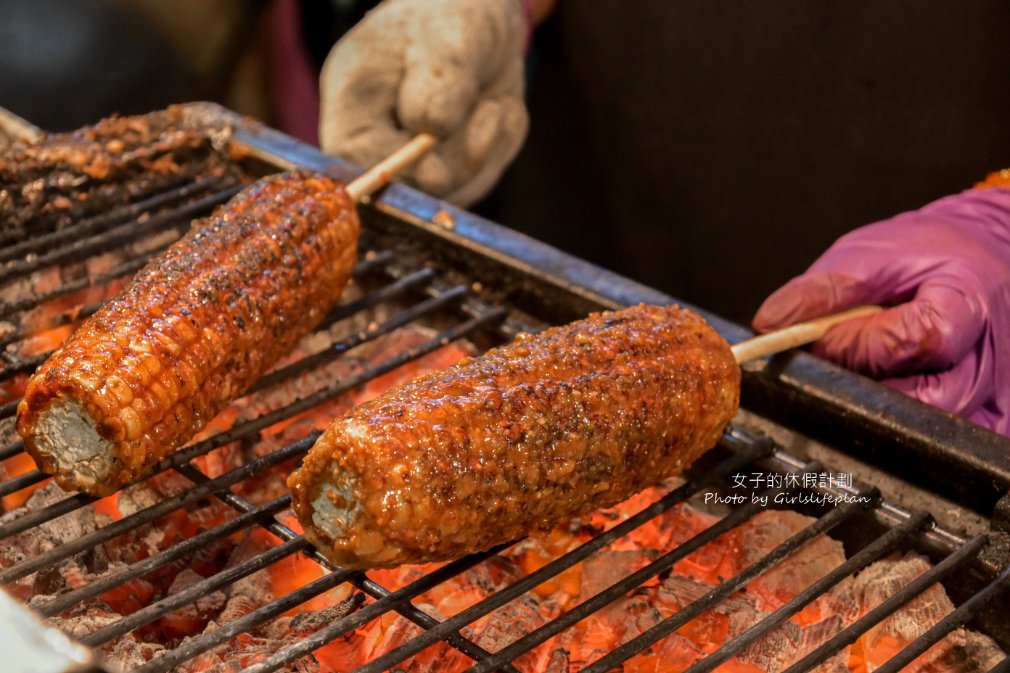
[731,305,882,365]
[346,132,438,203]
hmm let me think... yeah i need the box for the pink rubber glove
[753,187,1010,436]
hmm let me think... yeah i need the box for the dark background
[3,1,1009,324]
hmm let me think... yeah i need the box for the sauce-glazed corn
[18,171,359,496]
[289,304,739,568]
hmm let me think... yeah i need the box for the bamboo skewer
[345,134,875,367]
[346,132,438,202]
[731,305,882,365]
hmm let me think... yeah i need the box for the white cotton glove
[319,0,529,206]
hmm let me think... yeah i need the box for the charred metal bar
[0,176,227,264]
[0,438,23,460]
[682,509,932,673]
[34,497,290,618]
[873,560,1010,673]
[463,465,824,673]
[781,534,990,673]
[0,352,50,384]
[0,186,241,286]
[308,266,436,330]
[353,437,775,673]
[0,468,45,499]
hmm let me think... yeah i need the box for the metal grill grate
[1,110,1009,673]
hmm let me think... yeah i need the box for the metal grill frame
[1,103,1009,673]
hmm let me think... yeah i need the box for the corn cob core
[17,171,359,496]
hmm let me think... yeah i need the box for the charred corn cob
[288,304,739,568]
[17,171,359,496]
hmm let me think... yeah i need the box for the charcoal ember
[174,635,320,673]
[287,593,365,635]
[100,634,166,671]
[543,647,571,673]
[736,511,847,610]
[210,572,276,631]
[28,482,100,547]
[0,482,108,600]
[473,594,546,657]
[580,550,652,600]
[849,554,953,640]
[915,628,1007,673]
[157,568,227,640]
[114,482,162,518]
[740,619,803,673]
[54,602,122,639]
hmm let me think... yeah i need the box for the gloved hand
[753,187,1010,436]
[319,0,529,206]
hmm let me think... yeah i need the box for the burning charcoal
[157,568,227,640]
[797,615,844,655]
[543,647,571,673]
[736,511,847,612]
[28,482,99,548]
[101,635,166,671]
[473,594,547,669]
[914,628,1007,673]
[53,602,122,640]
[115,482,162,518]
[740,620,802,673]
[288,593,365,634]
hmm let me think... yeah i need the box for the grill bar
[0,175,226,264]
[0,436,311,585]
[80,537,311,646]
[0,438,23,459]
[34,497,290,617]
[579,497,882,673]
[0,351,53,384]
[0,185,242,286]
[872,561,1010,673]
[0,296,106,349]
[132,569,356,673]
[351,437,774,673]
[0,247,158,320]
[681,509,932,673]
[237,547,514,673]
[781,534,991,673]
[462,465,824,673]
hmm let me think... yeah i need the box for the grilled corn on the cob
[17,171,359,496]
[289,304,739,568]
